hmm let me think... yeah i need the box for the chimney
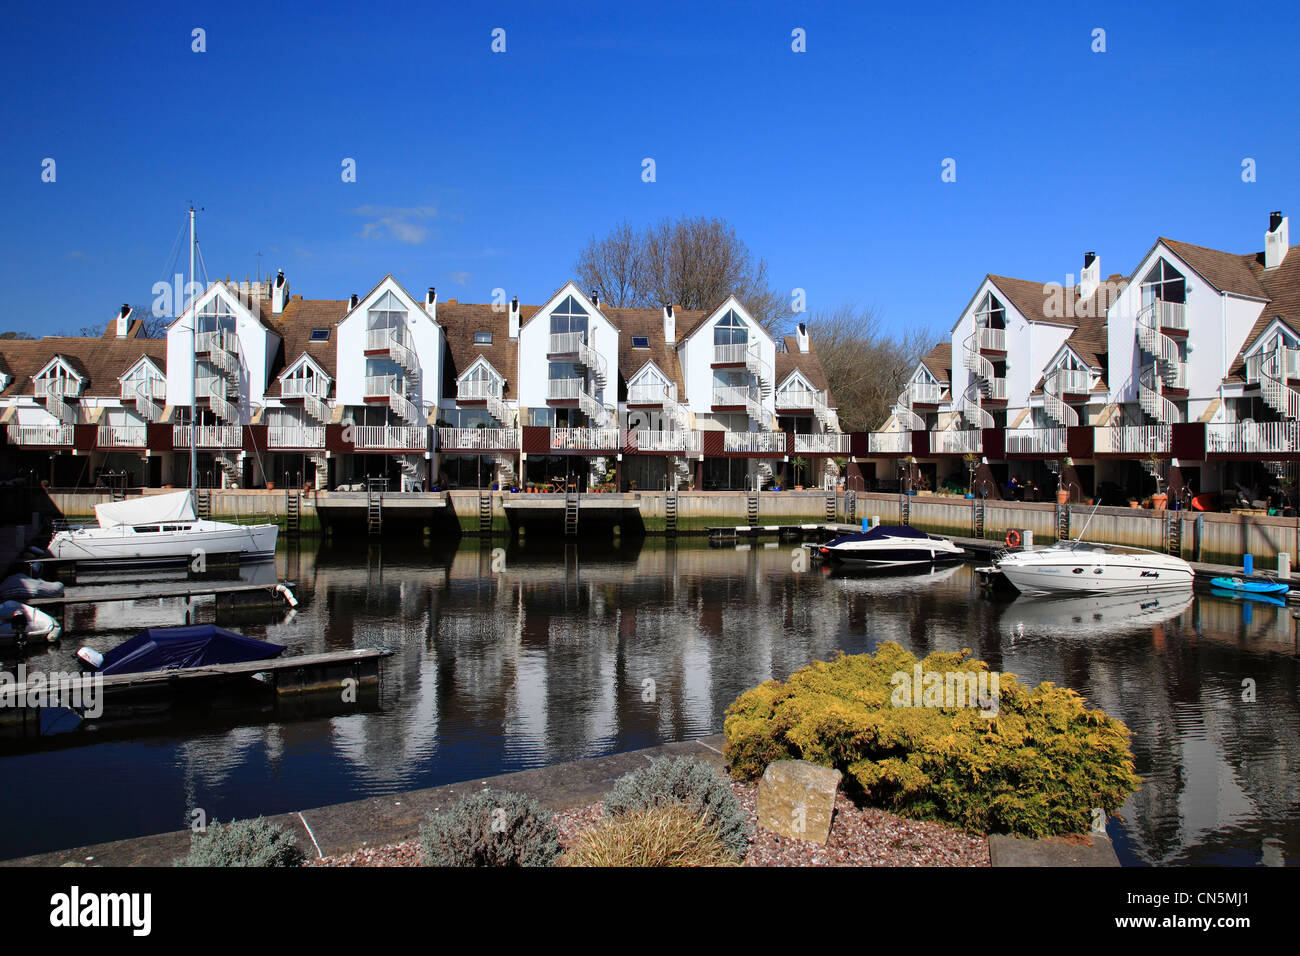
[272,270,289,314]
[590,289,600,308]
[116,303,131,338]
[795,321,810,354]
[663,304,675,344]
[1080,251,1099,302]
[349,293,359,311]
[1266,212,1289,269]
[425,286,437,319]
[509,296,520,339]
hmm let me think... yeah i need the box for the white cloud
[352,205,450,245]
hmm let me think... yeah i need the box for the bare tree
[575,216,788,333]
[805,303,941,433]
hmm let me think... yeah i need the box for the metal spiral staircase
[958,379,993,430]
[1257,347,1300,419]
[37,379,78,424]
[1135,301,1183,423]
[961,330,995,429]
[1042,368,1079,428]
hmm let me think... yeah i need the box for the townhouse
[866,210,1300,506]
[0,275,845,493]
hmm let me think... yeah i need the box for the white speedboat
[818,525,964,568]
[995,541,1193,594]
[49,491,277,565]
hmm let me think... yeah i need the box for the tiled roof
[437,301,536,400]
[919,342,951,384]
[1161,239,1268,300]
[266,298,349,397]
[605,308,687,398]
[775,336,830,393]
[0,334,167,399]
[1218,244,1300,378]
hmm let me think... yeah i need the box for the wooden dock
[27,580,297,610]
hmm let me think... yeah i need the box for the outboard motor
[76,646,104,670]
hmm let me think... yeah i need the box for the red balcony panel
[1066,426,1093,460]
[1171,423,1205,461]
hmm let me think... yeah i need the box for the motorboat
[995,540,1194,594]
[818,525,964,568]
[77,624,285,675]
[48,491,277,565]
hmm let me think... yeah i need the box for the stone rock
[757,759,842,844]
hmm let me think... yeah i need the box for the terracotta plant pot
[1056,489,1070,505]
[266,482,276,491]
[1129,501,1141,509]
[1152,493,1168,511]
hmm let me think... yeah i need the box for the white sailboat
[48,207,278,565]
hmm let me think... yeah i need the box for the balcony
[97,424,147,448]
[550,427,621,451]
[173,425,243,449]
[351,425,427,451]
[458,379,504,403]
[712,342,750,365]
[868,431,910,454]
[712,385,763,418]
[1006,427,1067,455]
[548,331,585,357]
[1093,425,1171,455]
[268,426,325,449]
[1050,368,1090,394]
[120,378,166,402]
[627,382,679,405]
[548,378,586,402]
[775,387,827,412]
[630,429,701,454]
[724,431,787,454]
[6,423,73,446]
[1165,362,1189,390]
[986,378,1008,401]
[281,378,328,399]
[195,328,239,355]
[978,327,1006,352]
[1154,300,1188,331]
[906,381,943,404]
[438,427,519,451]
[933,430,982,454]
[1245,348,1300,383]
[793,433,851,454]
[1206,421,1300,455]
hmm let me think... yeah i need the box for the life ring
[1005,529,1021,548]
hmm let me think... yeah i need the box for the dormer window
[474,331,492,345]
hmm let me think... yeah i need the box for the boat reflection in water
[824,561,962,588]
[1003,588,1195,640]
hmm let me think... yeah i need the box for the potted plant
[963,452,979,497]
[791,457,809,490]
[266,480,276,491]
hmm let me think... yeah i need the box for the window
[549,295,589,336]
[975,294,1005,329]
[631,336,649,349]
[474,331,492,344]
[367,291,406,331]
[310,328,330,342]
[1142,259,1186,305]
[196,296,237,334]
[713,310,748,346]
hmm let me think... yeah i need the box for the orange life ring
[1005,529,1021,548]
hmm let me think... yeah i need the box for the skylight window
[631,336,649,349]
[309,328,330,342]
[475,331,492,344]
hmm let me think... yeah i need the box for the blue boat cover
[98,625,285,676]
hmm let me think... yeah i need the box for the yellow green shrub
[724,642,1139,837]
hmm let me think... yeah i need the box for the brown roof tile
[775,336,830,393]
[0,335,167,399]
[437,301,534,400]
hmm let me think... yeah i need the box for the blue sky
[1,0,1296,337]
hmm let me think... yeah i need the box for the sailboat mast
[189,206,198,502]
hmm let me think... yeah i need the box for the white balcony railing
[868,431,910,454]
[6,423,73,445]
[631,429,701,454]
[724,431,787,454]
[986,378,1008,400]
[1005,427,1067,455]
[713,342,750,365]
[934,430,982,454]
[173,424,243,448]
[438,427,519,451]
[1093,425,1171,455]
[712,385,763,413]
[1154,300,1188,330]
[1206,421,1300,455]
[907,381,943,404]
[351,425,427,450]
[550,427,621,450]
[776,387,827,411]
[268,426,325,449]
[548,331,585,356]
[195,328,239,356]
[457,378,504,402]
[364,374,400,398]
[1245,349,1300,383]
[365,326,411,353]
[627,382,679,405]
[281,378,328,399]
[793,433,851,454]
[97,424,147,448]
[978,327,1006,351]
[1051,368,1091,394]
[120,377,166,401]
[35,378,83,399]
[548,378,586,402]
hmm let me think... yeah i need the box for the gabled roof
[775,336,830,393]
[0,335,168,399]
[1159,239,1269,300]
[607,307,686,398]
[438,301,530,400]
[519,282,621,333]
[265,298,348,398]
[918,342,951,384]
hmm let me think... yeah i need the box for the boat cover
[97,625,285,676]
[0,574,64,600]
[93,490,196,529]
[828,525,930,545]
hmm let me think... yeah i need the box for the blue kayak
[1210,586,1287,607]
[1210,576,1290,595]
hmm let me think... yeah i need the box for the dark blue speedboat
[819,525,964,568]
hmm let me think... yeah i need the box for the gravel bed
[310,781,989,867]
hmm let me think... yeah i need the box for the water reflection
[0,536,1296,866]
